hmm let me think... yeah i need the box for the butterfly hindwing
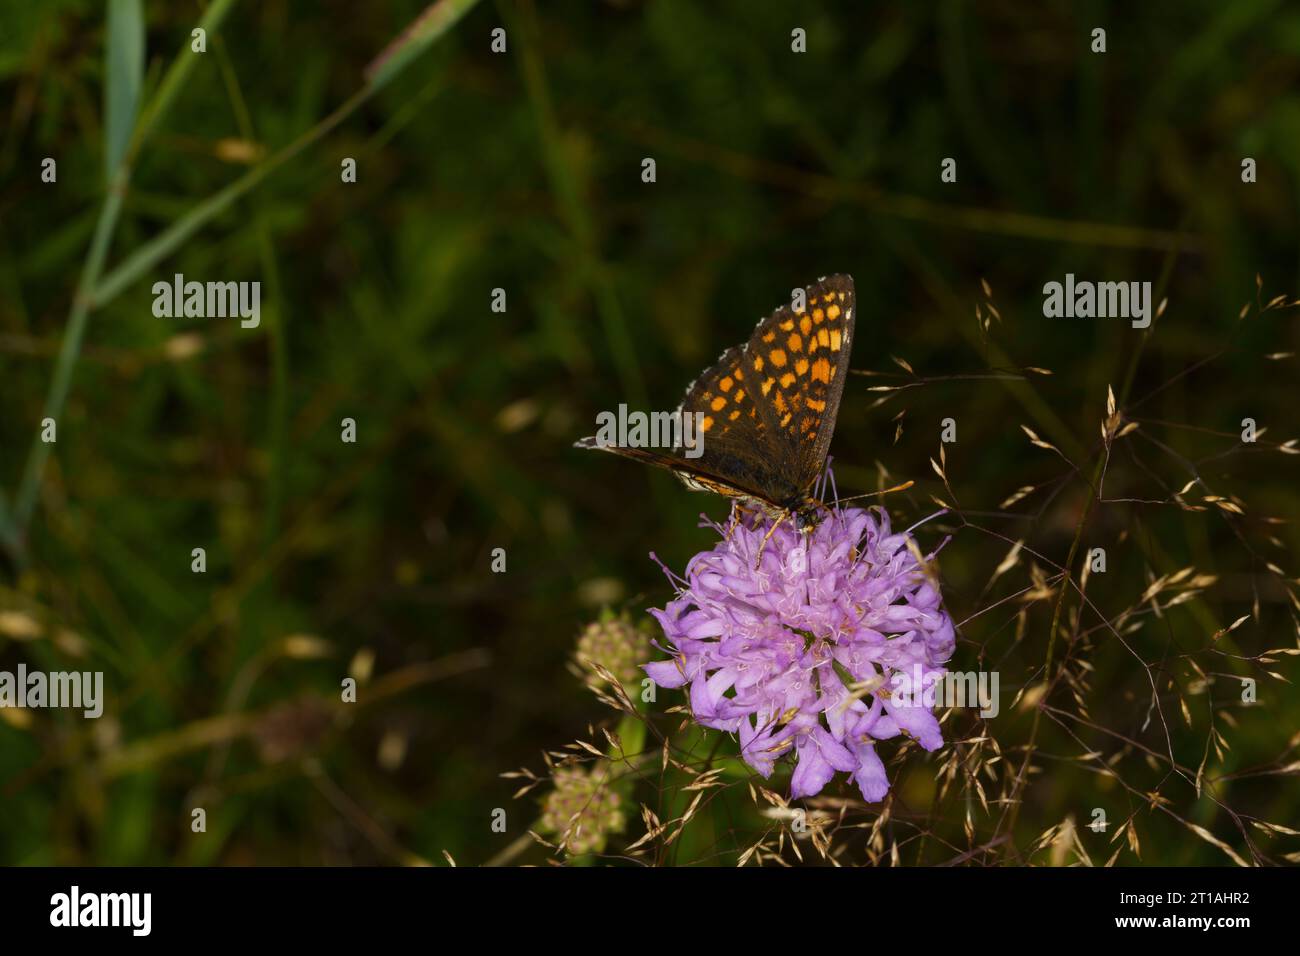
[569,441,758,500]
[670,344,785,499]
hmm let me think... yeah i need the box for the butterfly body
[681,477,825,534]
[577,274,855,527]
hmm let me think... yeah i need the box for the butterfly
[576,274,855,534]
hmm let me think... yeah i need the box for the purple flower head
[645,497,954,803]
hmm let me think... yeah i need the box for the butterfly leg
[726,500,761,542]
[724,502,744,540]
[753,511,789,569]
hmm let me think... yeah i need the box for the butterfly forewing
[780,275,854,482]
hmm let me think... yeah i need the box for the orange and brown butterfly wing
[576,340,791,500]
[572,345,768,501]
[666,344,791,501]
[569,440,758,500]
[735,274,856,502]
[576,275,855,510]
[793,275,855,482]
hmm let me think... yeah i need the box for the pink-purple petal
[643,493,954,801]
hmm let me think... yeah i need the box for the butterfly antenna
[830,479,916,506]
[815,456,834,501]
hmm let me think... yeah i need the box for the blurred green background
[1,0,1298,865]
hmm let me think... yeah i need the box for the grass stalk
[4,0,241,562]
[7,0,480,561]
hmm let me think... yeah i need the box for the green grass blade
[103,0,144,182]
[129,0,240,161]
[95,1,482,306]
[364,0,481,91]
[92,88,367,308]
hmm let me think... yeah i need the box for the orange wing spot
[800,315,812,336]
[779,372,796,389]
[762,330,777,343]
[702,416,714,432]
[826,303,841,320]
[710,396,727,411]
[787,333,802,353]
[817,327,830,348]
[734,367,744,380]
[811,358,832,384]
[769,349,787,367]
[795,358,809,376]
[806,397,826,412]
[729,409,741,421]
[813,308,825,325]
[774,392,788,415]
[829,329,842,352]
[719,376,734,392]
[807,295,818,307]
[733,388,745,401]
[801,417,815,433]
[780,413,792,428]
[751,355,764,372]
[779,319,795,332]
[761,377,775,396]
